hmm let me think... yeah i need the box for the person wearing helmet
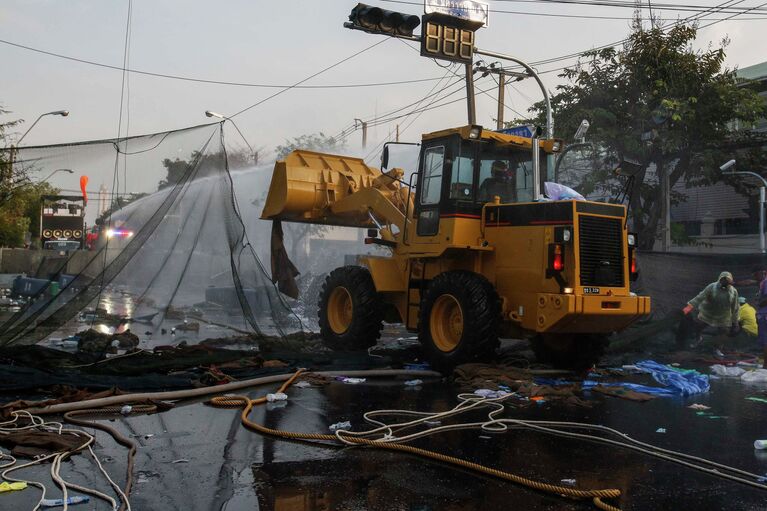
[682,271,740,353]
[479,160,516,203]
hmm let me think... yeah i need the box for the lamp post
[721,159,767,254]
[40,168,74,183]
[16,110,69,146]
[205,110,257,164]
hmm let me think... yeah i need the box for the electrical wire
[383,0,767,15]
[0,39,449,89]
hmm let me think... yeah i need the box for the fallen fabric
[582,380,677,397]
[0,481,27,493]
[0,431,86,459]
[634,360,710,395]
[589,385,656,402]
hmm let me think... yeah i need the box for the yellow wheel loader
[261,125,650,372]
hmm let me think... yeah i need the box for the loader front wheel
[419,271,500,374]
[319,266,383,350]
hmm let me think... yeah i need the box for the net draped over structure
[0,123,306,347]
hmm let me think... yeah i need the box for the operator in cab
[479,159,516,203]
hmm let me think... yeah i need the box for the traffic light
[347,3,420,37]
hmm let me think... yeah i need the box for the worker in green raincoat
[683,271,740,352]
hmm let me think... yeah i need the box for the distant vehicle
[40,195,85,250]
[86,222,134,250]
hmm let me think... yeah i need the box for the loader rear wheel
[319,266,383,350]
[419,271,500,374]
[530,333,608,371]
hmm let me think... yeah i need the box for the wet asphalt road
[2,365,767,511]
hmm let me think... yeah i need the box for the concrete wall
[0,248,104,278]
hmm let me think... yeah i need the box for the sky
[1,0,766,180]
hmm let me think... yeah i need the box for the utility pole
[496,73,505,130]
[474,62,528,131]
[396,124,400,143]
[465,63,476,125]
[354,118,368,149]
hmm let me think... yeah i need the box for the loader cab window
[449,145,475,200]
[420,146,445,205]
[478,151,537,204]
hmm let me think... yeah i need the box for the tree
[275,133,345,161]
[529,21,766,249]
[159,149,256,190]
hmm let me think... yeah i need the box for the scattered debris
[265,392,288,402]
[404,379,423,386]
[294,381,311,388]
[474,388,508,399]
[329,421,351,431]
[755,440,767,450]
[656,428,667,433]
[171,459,190,464]
[174,321,200,332]
[746,397,767,404]
[337,377,366,384]
[742,369,767,383]
[0,481,27,493]
[120,405,133,416]
[41,496,90,507]
[688,404,711,410]
[560,479,577,485]
[710,365,746,377]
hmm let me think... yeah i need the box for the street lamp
[720,159,767,254]
[16,110,69,145]
[204,110,257,165]
[41,168,74,183]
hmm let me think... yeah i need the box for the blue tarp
[634,360,710,396]
[582,380,678,396]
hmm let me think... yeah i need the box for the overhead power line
[0,38,446,89]
[381,0,767,19]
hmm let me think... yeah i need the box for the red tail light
[548,243,565,273]
[629,247,639,281]
[631,255,637,273]
[553,245,564,271]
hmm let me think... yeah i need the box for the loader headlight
[468,125,483,140]
[562,228,571,242]
[627,233,636,246]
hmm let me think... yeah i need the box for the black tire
[418,270,500,374]
[530,333,608,371]
[318,265,383,350]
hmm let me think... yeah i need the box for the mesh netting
[0,122,311,348]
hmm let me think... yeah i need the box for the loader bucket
[260,149,381,225]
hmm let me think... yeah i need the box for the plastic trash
[544,181,585,201]
[171,458,190,464]
[710,364,746,377]
[474,389,508,399]
[266,392,288,402]
[41,496,90,507]
[741,369,767,383]
[337,377,366,384]
[329,421,352,431]
[754,440,767,450]
[560,479,577,485]
[656,428,667,433]
[294,381,311,388]
[404,379,423,386]
[688,404,711,411]
[120,405,133,416]
[0,481,27,493]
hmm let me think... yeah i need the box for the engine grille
[578,215,624,287]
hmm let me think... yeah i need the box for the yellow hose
[209,369,623,511]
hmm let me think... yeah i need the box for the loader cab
[414,126,548,236]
